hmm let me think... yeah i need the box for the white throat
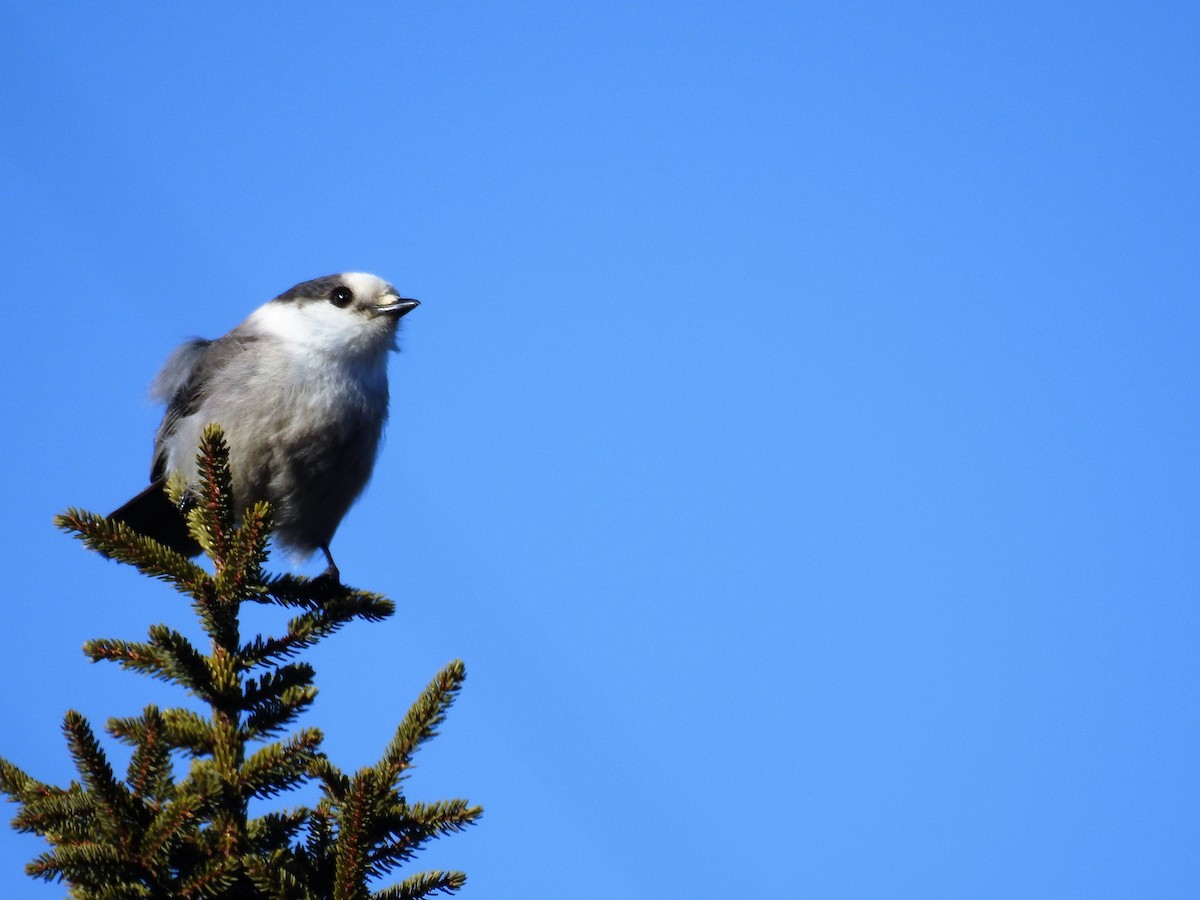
[247,300,391,363]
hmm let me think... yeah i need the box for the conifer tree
[0,426,480,899]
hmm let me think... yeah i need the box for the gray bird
[111,272,419,581]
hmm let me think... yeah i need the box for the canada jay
[111,272,419,581]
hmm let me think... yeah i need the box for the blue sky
[2,3,1198,897]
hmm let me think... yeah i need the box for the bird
[110,272,419,582]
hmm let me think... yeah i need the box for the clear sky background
[2,3,1197,897]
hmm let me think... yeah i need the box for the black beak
[380,298,420,317]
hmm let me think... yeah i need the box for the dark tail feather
[110,480,202,557]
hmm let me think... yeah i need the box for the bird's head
[250,272,419,358]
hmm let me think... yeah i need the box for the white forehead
[340,272,393,299]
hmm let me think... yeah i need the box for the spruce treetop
[0,426,480,899]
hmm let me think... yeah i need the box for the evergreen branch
[84,888,154,900]
[137,793,201,865]
[55,509,208,593]
[86,884,156,900]
[246,807,310,851]
[191,578,244,657]
[62,712,130,837]
[27,836,169,898]
[186,578,235,653]
[23,850,71,883]
[372,870,467,899]
[179,760,233,814]
[302,802,338,884]
[240,594,394,670]
[108,710,174,747]
[207,647,244,714]
[176,855,242,899]
[318,590,395,624]
[19,428,481,896]
[243,685,318,741]
[369,800,482,873]
[158,708,218,757]
[25,841,131,884]
[241,729,323,800]
[12,786,95,839]
[380,661,467,783]
[242,663,318,738]
[120,706,175,801]
[0,756,55,805]
[391,799,482,841]
[309,758,351,804]
[238,633,307,670]
[243,662,317,710]
[189,425,237,567]
[149,625,217,699]
[332,772,375,900]
[86,627,214,701]
[84,638,178,683]
[260,574,396,622]
[243,848,311,899]
[215,501,273,601]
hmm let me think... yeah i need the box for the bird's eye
[330,285,354,307]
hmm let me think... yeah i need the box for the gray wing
[149,334,258,481]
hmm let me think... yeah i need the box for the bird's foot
[315,565,341,585]
[316,545,341,585]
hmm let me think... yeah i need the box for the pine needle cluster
[0,426,481,899]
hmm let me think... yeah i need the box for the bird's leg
[317,544,341,584]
